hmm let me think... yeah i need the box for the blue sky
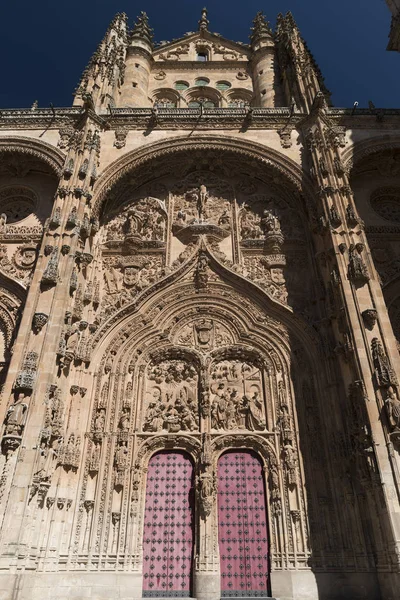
[0,0,398,108]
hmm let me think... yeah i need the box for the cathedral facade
[0,9,400,600]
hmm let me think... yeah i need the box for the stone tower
[0,8,400,600]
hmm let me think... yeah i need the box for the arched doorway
[143,451,195,597]
[218,450,270,598]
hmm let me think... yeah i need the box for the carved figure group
[143,388,198,433]
[107,198,167,243]
[211,383,265,431]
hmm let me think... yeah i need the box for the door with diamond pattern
[143,451,195,597]
[218,451,270,598]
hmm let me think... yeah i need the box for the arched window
[195,77,210,87]
[152,89,180,108]
[216,81,232,91]
[174,80,189,91]
[228,97,250,108]
[154,97,177,108]
[188,97,216,108]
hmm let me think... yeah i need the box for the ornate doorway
[143,451,195,597]
[218,451,270,598]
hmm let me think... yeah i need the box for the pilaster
[0,105,103,567]
[300,92,400,577]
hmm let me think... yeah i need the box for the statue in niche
[385,386,400,431]
[261,209,281,235]
[198,470,216,517]
[94,409,106,432]
[118,407,130,432]
[261,209,284,253]
[210,361,265,431]
[90,442,101,471]
[35,439,59,482]
[190,184,208,220]
[115,441,128,468]
[283,443,297,485]
[4,393,29,435]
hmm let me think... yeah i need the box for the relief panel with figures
[106,197,168,245]
[143,360,199,433]
[210,361,266,432]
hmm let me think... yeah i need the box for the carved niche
[142,359,199,433]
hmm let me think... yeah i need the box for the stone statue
[197,184,208,220]
[385,386,400,431]
[118,407,130,431]
[283,444,297,485]
[36,440,58,481]
[198,470,215,517]
[240,392,265,431]
[143,399,165,432]
[94,409,106,432]
[4,393,28,435]
[125,209,141,236]
[115,441,128,467]
[211,383,226,429]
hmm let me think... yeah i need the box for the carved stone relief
[143,359,199,433]
[210,360,265,431]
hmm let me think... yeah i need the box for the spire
[250,11,273,46]
[73,12,128,106]
[274,11,331,110]
[131,11,154,47]
[198,7,209,31]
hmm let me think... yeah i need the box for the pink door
[143,451,194,597]
[218,451,270,598]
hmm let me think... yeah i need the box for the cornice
[151,60,249,70]
[327,107,400,130]
[2,106,400,134]
[107,107,304,130]
[0,107,83,130]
